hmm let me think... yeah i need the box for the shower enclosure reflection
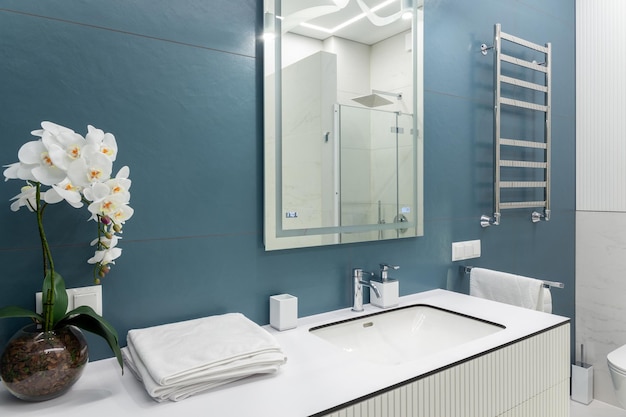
[338,104,414,243]
[264,0,423,250]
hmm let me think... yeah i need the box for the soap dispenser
[370,263,399,308]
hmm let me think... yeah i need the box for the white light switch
[451,239,481,261]
[74,292,98,312]
[36,285,103,316]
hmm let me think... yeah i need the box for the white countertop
[0,289,569,417]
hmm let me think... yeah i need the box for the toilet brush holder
[571,362,593,404]
[571,344,593,404]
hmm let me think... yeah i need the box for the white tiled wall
[576,211,626,407]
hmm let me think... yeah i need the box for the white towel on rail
[540,287,552,314]
[469,267,546,312]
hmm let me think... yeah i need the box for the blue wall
[0,1,575,361]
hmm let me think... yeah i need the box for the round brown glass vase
[0,324,89,401]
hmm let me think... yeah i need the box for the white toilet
[608,344,626,408]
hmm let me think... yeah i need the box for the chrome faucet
[352,268,381,312]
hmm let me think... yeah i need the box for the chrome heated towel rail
[481,24,552,227]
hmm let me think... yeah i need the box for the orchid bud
[113,224,122,233]
[105,232,113,239]
[101,216,112,225]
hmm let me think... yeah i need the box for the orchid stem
[35,183,55,331]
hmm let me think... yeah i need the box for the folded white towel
[469,268,545,312]
[124,313,287,401]
[121,347,141,381]
[123,345,283,402]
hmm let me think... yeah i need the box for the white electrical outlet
[451,239,481,261]
[36,285,102,316]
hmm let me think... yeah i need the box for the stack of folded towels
[122,312,287,402]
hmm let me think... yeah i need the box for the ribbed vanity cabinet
[318,323,570,417]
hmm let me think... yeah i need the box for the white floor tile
[571,399,626,417]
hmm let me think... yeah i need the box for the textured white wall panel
[576,0,626,211]
[576,0,626,403]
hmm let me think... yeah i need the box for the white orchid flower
[66,150,113,189]
[90,234,120,249]
[85,181,133,223]
[44,130,87,172]
[87,247,122,265]
[110,204,134,224]
[85,125,118,161]
[97,166,132,206]
[3,162,38,182]
[115,165,129,179]
[9,183,67,211]
[87,193,133,222]
[9,184,37,212]
[16,140,67,186]
[104,177,131,203]
[32,121,77,138]
[43,187,64,205]
[82,182,109,204]
[51,179,84,208]
[6,122,79,184]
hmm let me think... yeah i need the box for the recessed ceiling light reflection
[300,0,398,35]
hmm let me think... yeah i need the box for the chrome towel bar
[462,266,564,289]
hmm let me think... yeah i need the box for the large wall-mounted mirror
[264,0,423,250]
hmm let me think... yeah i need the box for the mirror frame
[263,0,424,250]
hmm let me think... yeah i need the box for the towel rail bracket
[480,213,500,228]
[532,209,551,223]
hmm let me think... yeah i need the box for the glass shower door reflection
[338,104,414,242]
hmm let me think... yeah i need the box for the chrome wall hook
[480,43,494,55]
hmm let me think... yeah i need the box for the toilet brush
[571,343,593,404]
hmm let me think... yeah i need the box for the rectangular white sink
[309,304,505,365]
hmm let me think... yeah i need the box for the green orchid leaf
[0,305,43,322]
[59,305,123,372]
[42,271,68,326]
